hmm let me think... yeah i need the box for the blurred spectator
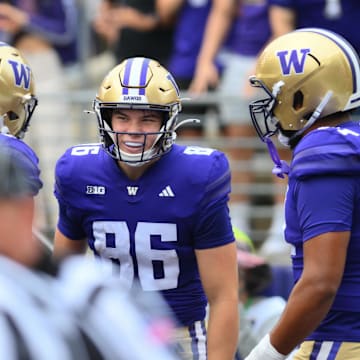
[87,0,175,92]
[269,0,360,55]
[0,0,79,237]
[93,0,174,65]
[217,1,283,243]
[78,0,116,87]
[233,227,288,359]
[157,0,235,94]
[156,0,236,137]
[0,0,78,66]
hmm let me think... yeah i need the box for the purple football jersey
[0,134,42,195]
[54,143,234,325]
[285,120,360,341]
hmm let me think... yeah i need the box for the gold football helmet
[0,42,37,138]
[249,28,360,145]
[93,57,182,165]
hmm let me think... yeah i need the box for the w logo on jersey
[127,186,139,196]
[7,59,31,90]
[276,48,311,76]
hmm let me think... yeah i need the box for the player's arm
[271,231,349,353]
[268,4,296,38]
[53,228,87,260]
[189,0,236,94]
[246,231,349,359]
[156,0,184,27]
[196,241,239,360]
[111,5,159,32]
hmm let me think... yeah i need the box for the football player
[0,42,57,252]
[0,44,179,360]
[0,43,104,360]
[0,140,95,360]
[53,57,239,360]
[0,44,41,198]
[245,28,360,359]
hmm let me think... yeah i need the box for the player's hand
[245,334,287,360]
[188,61,219,95]
[0,4,28,33]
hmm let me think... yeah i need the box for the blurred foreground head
[0,42,37,139]
[0,139,42,266]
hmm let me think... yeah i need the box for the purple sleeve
[194,152,234,249]
[56,198,86,240]
[54,149,86,240]
[295,175,354,241]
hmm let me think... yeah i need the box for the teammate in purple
[245,28,360,359]
[53,57,239,360]
[0,42,40,173]
[269,0,360,55]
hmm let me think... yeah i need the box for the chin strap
[290,90,333,142]
[264,137,290,179]
[265,90,334,178]
[0,115,8,135]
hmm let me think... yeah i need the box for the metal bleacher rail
[177,92,281,245]
[36,89,280,246]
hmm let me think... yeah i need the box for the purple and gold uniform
[55,143,234,326]
[286,120,360,357]
[247,27,360,359]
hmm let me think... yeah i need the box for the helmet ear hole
[7,111,19,121]
[293,90,304,110]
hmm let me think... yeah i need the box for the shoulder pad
[291,125,360,178]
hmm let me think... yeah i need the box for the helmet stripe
[139,58,150,95]
[297,28,360,109]
[122,57,133,95]
[122,57,150,96]
[166,72,180,96]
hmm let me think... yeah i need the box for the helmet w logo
[7,60,31,90]
[276,48,311,76]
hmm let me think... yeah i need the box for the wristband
[245,334,287,360]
